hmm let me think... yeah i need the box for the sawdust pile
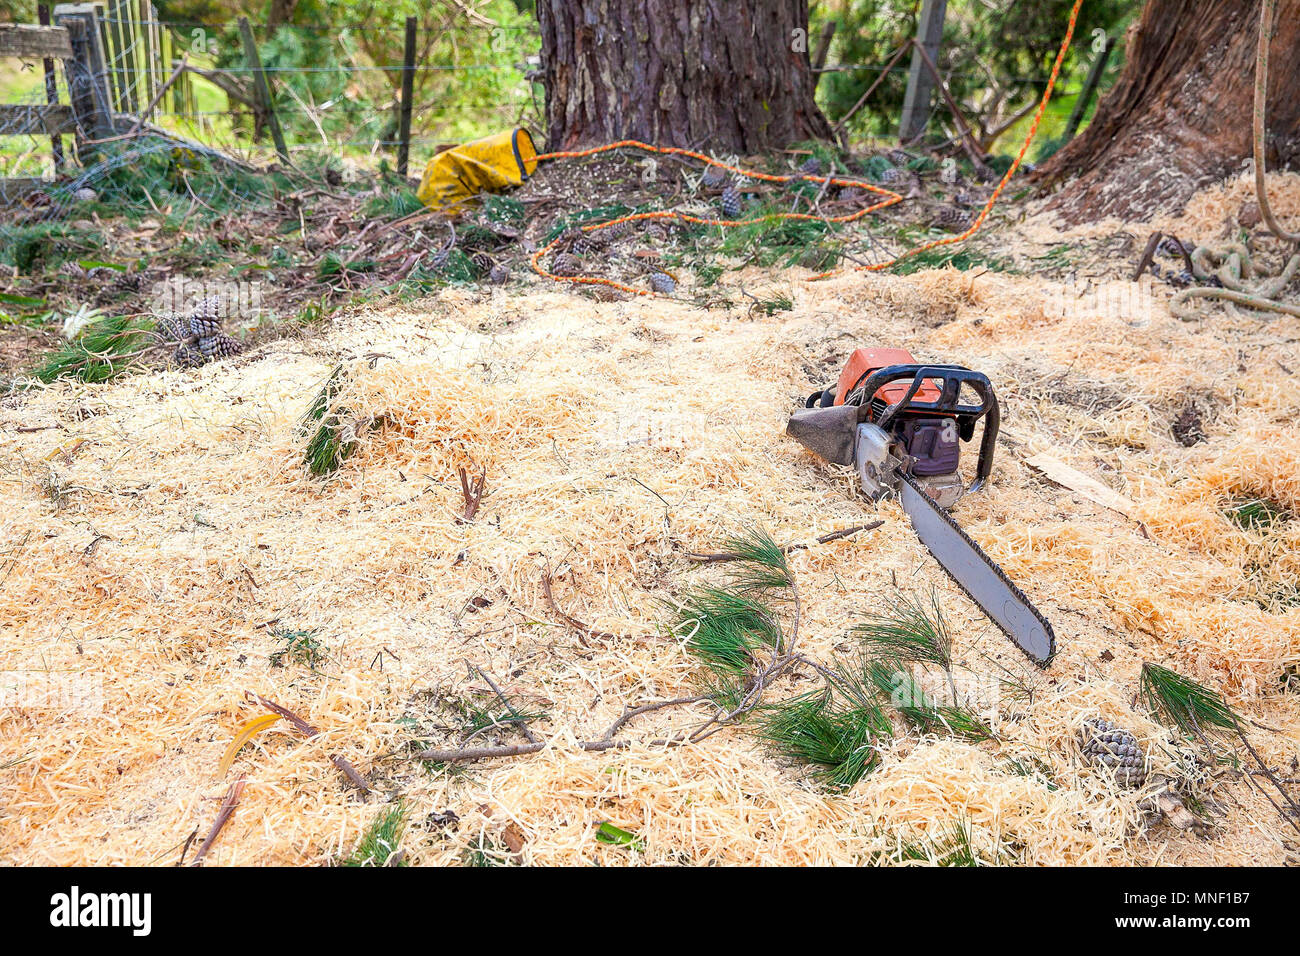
[2,196,1298,866]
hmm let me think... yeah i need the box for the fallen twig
[191,775,246,866]
[457,465,486,522]
[540,568,655,645]
[248,692,371,792]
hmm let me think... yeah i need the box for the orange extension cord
[529,0,1083,297]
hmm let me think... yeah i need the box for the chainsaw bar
[898,472,1056,666]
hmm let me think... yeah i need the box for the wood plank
[0,24,74,59]
[0,103,78,136]
[1025,452,1139,520]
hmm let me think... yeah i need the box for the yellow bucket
[415,128,539,212]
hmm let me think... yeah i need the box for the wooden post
[37,5,66,173]
[1063,34,1115,142]
[54,4,115,142]
[396,15,417,177]
[898,0,947,143]
[238,16,290,165]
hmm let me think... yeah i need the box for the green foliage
[869,816,1006,866]
[1225,498,1292,532]
[594,822,645,852]
[865,660,992,740]
[3,223,103,273]
[481,194,526,226]
[714,201,832,267]
[814,0,1138,148]
[761,691,892,790]
[888,247,1013,275]
[364,189,424,220]
[268,627,328,669]
[31,315,152,384]
[343,802,407,866]
[1140,663,1239,741]
[298,365,360,476]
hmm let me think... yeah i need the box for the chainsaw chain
[899,472,1057,667]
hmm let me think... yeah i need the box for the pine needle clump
[298,364,367,477]
[32,315,153,384]
[760,690,892,790]
[1139,663,1239,741]
[670,528,793,683]
[343,803,407,867]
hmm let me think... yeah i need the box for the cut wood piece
[1025,452,1138,519]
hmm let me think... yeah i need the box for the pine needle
[760,691,891,790]
[32,315,152,384]
[853,591,953,669]
[866,660,992,740]
[1139,663,1239,741]
[343,802,407,866]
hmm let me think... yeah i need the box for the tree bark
[536,0,834,153]
[1036,0,1300,223]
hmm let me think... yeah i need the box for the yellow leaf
[217,713,282,775]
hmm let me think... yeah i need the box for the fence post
[54,4,115,144]
[396,16,417,178]
[37,4,66,172]
[1063,34,1114,143]
[237,16,290,165]
[898,0,947,143]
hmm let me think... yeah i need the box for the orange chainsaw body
[833,348,943,407]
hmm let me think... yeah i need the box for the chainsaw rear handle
[849,364,1000,488]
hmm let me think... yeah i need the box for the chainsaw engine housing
[793,347,1000,509]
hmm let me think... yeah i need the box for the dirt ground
[1,172,1298,866]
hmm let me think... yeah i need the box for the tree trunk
[1036,0,1300,223]
[536,0,834,153]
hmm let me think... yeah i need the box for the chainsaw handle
[849,365,1000,487]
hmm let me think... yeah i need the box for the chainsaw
[787,348,1055,665]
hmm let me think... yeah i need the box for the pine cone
[719,186,743,219]
[1078,717,1147,788]
[799,155,823,176]
[188,295,224,338]
[113,269,150,293]
[198,333,242,362]
[551,252,583,277]
[875,166,902,185]
[700,165,728,188]
[157,313,189,342]
[930,206,973,233]
[647,271,676,294]
[174,344,203,368]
